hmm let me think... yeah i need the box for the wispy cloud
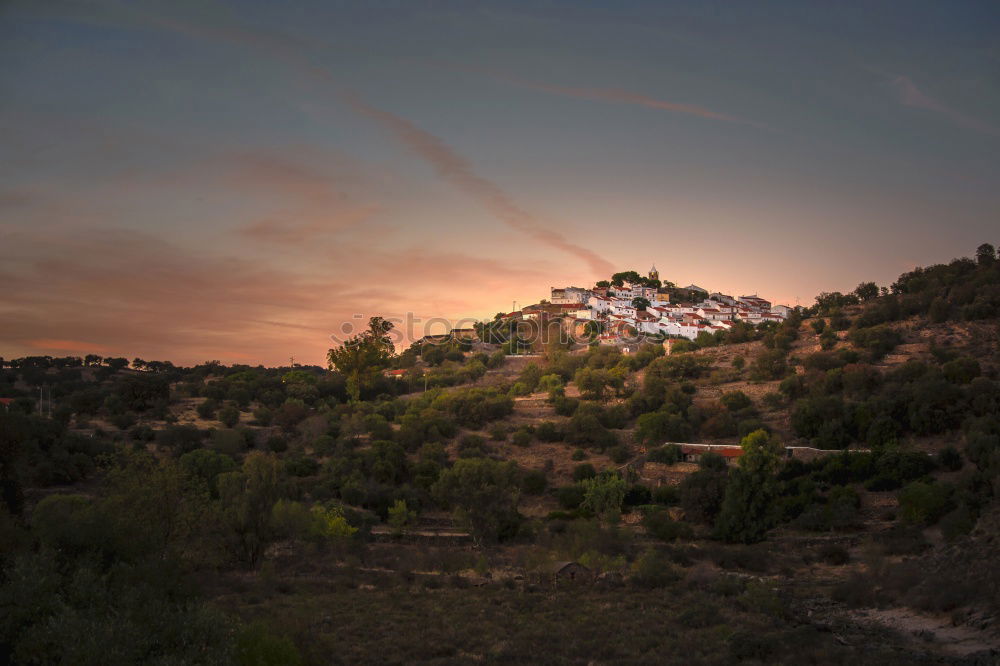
[218,152,381,243]
[40,4,614,275]
[336,90,615,276]
[892,75,1000,138]
[446,64,765,129]
[0,221,566,364]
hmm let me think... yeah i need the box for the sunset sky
[2,1,999,365]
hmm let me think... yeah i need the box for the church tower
[648,264,659,282]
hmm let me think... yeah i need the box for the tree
[678,454,728,524]
[327,316,396,401]
[387,499,417,536]
[631,297,651,311]
[749,349,788,381]
[105,357,129,371]
[975,242,996,266]
[853,281,879,302]
[574,367,611,400]
[580,472,627,520]
[218,405,240,428]
[432,458,520,545]
[217,452,287,568]
[714,430,783,543]
[636,410,692,444]
[898,481,953,526]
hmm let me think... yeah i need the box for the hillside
[1,246,999,664]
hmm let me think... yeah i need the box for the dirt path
[851,607,1000,658]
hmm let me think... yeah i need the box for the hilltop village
[430,267,792,349]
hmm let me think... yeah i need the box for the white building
[588,295,612,314]
[550,286,592,305]
[771,304,793,319]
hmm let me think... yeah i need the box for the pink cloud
[25,339,117,355]
[892,76,1000,137]
[440,64,766,129]
[0,223,568,365]
[42,7,615,277]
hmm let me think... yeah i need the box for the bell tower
[648,264,659,282]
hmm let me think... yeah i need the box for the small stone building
[547,561,591,584]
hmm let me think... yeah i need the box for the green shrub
[647,443,682,464]
[652,485,678,505]
[818,543,850,565]
[522,469,548,495]
[218,405,240,428]
[196,398,218,420]
[556,484,586,510]
[629,548,680,588]
[609,444,631,464]
[898,481,953,526]
[511,429,533,448]
[235,622,302,666]
[936,445,962,471]
[266,435,288,453]
[535,421,563,442]
[643,509,693,542]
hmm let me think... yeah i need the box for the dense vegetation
[1,244,998,663]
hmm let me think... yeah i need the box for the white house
[696,307,732,322]
[551,286,592,305]
[588,295,612,314]
[738,295,772,311]
[771,304,793,319]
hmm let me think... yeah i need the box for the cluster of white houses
[521,267,792,343]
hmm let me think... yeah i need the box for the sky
[1,0,999,365]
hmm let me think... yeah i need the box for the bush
[511,429,533,448]
[818,543,850,565]
[880,524,929,555]
[630,548,680,588]
[235,622,302,666]
[939,505,975,541]
[571,448,587,461]
[556,484,585,510]
[652,485,678,505]
[942,357,980,384]
[252,406,273,426]
[266,435,288,453]
[572,463,597,482]
[647,443,682,464]
[720,391,752,412]
[218,405,240,428]
[679,467,728,524]
[643,509,693,542]
[727,630,776,662]
[849,324,902,360]
[898,481,953,526]
[535,421,563,442]
[750,350,788,381]
[552,396,579,416]
[676,600,721,628]
[522,469,548,495]
[196,399,218,420]
[936,445,962,471]
[609,444,631,464]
